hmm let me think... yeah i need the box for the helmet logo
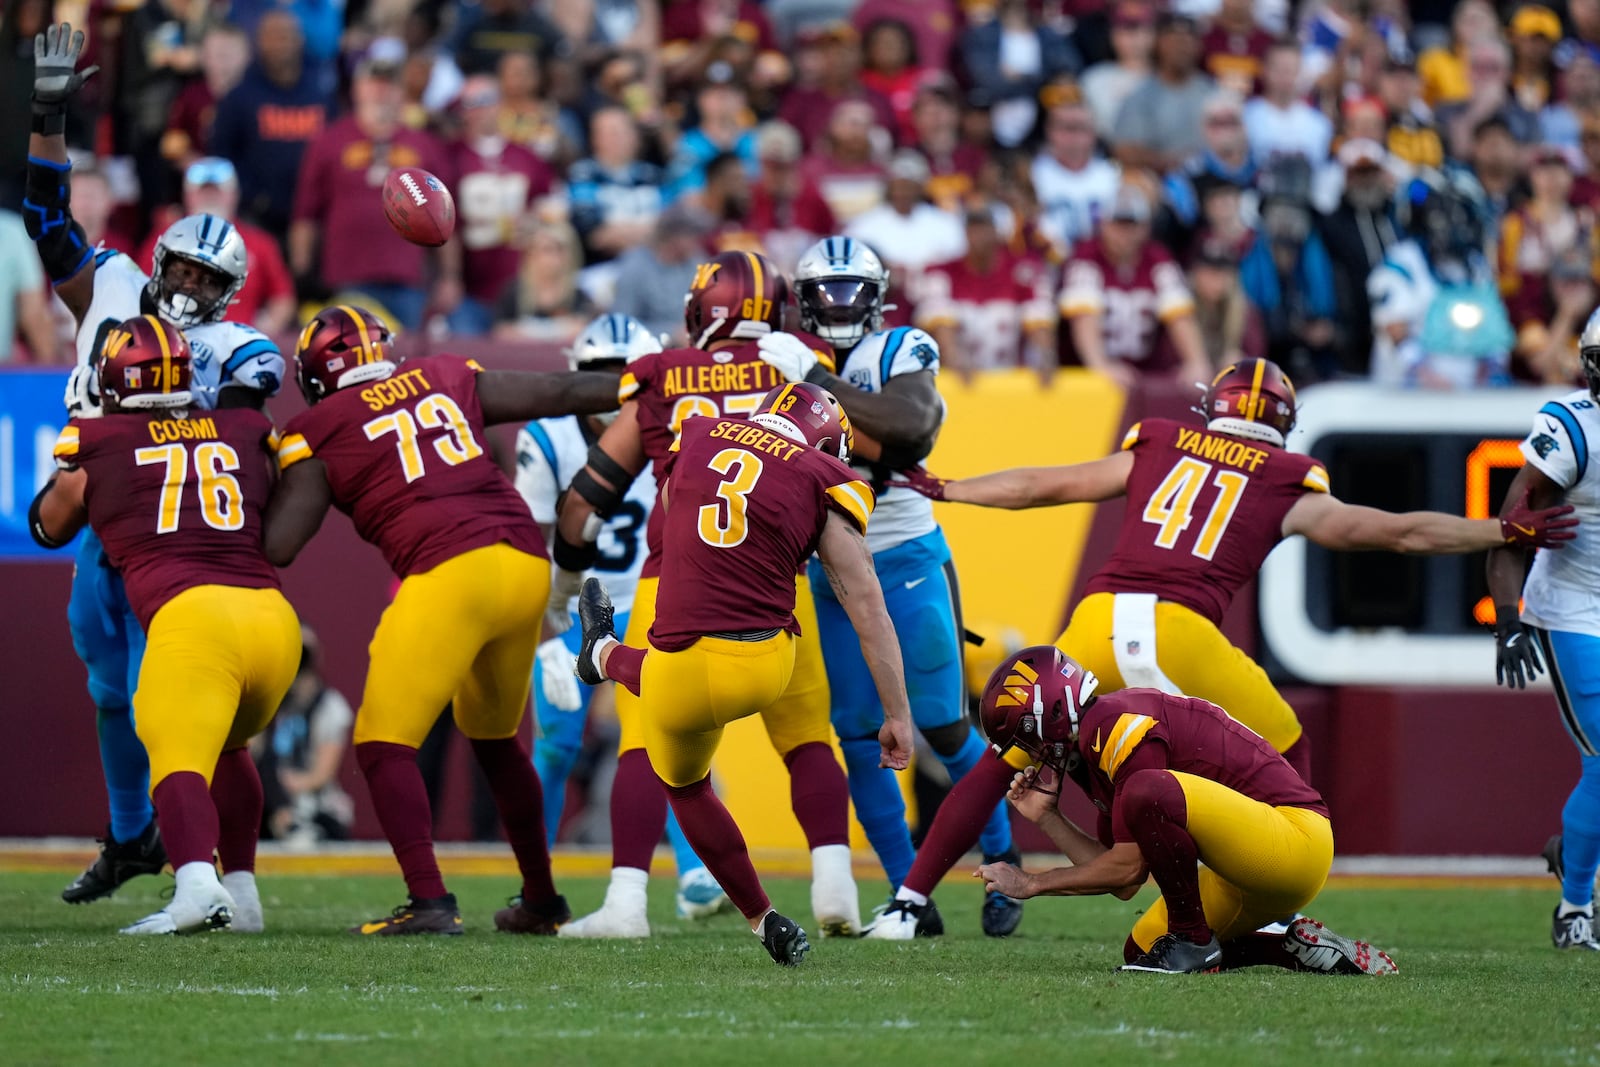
[692,262,722,290]
[811,400,825,415]
[992,657,1039,708]
[104,328,133,362]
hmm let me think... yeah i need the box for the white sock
[221,870,257,897]
[751,907,774,935]
[812,843,852,881]
[894,885,928,907]
[592,637,617,678]
[1559,898,1593,917]
[174,861,221,897]
[607,865,649,901]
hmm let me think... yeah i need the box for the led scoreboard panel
[1258,383,1570,686]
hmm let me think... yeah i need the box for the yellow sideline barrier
[710,369,1126,851]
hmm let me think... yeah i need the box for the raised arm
[476,369,621,426]
[1282,489,1575,554]
[816,511,914,769]
[263,457,334,567]
[892,450,1133,509]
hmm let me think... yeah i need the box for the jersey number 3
[698,448,764,548]
[1142,456,1247,561]
[135,442,244,533]
[363,394,484,483]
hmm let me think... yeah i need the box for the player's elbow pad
[572,445,638,515]
[23,156,94,282]
[28,481,71,550]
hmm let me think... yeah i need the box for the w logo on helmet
[993,658,1039,708]
[691,261,722,291]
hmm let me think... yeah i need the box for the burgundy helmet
[98,315,193,410]
[683,250,790,349]
[295,305,396,404]
[978,645,1100,772]
[1200,358,1298,448]
[750,381,855,461]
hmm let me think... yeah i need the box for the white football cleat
[862,898,921,941]
[223,871,263,933]
[810,844,861,937]
[121,862,234,935]
[676,867,733,920]
[559,866,650,939]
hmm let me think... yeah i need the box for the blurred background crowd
[1,0,1598,390]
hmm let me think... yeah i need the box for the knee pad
[921,720,971,758]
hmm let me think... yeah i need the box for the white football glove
[537,638,583,710]
[757,332,821,383]
[64,363,101,418]
[543,566,585,639]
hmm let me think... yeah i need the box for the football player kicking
[757,237,1021,937]
[514,313,730,926]
[33,318,300,934]
[26,23,287,903]
[263,306,619,935]
[552,252,863,939]
[872,357,1577,937]
[1488,315,1600,951]
[573,383,916,966]
[973,645,1397,975]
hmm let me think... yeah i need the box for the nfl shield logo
[1126,640,1140,656]
[125,367,142,388]
[811,401,824,415]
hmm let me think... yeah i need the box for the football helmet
[978,645,1099,774]
[749,381,854,461]
[684,250,789,349]
[795,236,888,352]
[146,213,249,328]
[294,305,396,405]
[1200,358,1298,448]
[568,313,663,370]
[98,315,193,411]
[1580,308,1600,400]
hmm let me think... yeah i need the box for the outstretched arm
[808,369,943,468]
[893,450,1133,509]
[25,23,103,324]
[263,458,334,567]
[1283,489,1576,554]
[816,511,913,769]
[476,369,621,426]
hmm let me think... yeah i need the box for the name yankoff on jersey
[147,417,218,443]
[1173,427,1269,472]
[660,362,783,399]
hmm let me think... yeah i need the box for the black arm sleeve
[22,155,94,282]
[28,479,72,549]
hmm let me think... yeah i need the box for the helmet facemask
[798,277,884,350]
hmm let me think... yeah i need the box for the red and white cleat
[1285,917,1398,975]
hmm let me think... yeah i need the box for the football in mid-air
[382,167,456,247]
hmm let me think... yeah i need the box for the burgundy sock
[355,741,447,900]
[1282,736,1312,785]
[151,771,219,869]
[210,747,263,874]
[469,736,557,903]
[903,753,1013,897]
[664,775,770,919]
[611,749,669,872]
[1120,768,1210,945]
[605,644,645,697]
[783,741,850,848]
[1221,931,1303,971]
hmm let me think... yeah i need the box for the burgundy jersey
[649,416,874,652]
[450,138,554,304]
[1201,25,1274,96]
[1083,417,1329,626]
[618,335,835,578]
[53,409,281,629]
[1059,237,1194,368]
[278,354,543,577]
[915,252,1055,371]
[1067,688,1329,845]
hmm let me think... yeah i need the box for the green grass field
[1,869,1594,1066]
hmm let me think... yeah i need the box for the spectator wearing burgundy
[1200,0,1273,96]
[161,22,251,174]
[568,106,664,265]
[1573,114,1600,210]
[916,206,1056,376]
[1243,41,1333,166]
[1082,0,1155,141]
[450,75,555,337]
[959,0,1081,150]
[1499,145,1598,361]
[212,10,333,244]
[746,121,836,274]
[1058,183,1209,386]
[853,0,958,73]
[779,23,897,150]
[288,52,460,331]
[801,99,889,226]
[1032,99,1120,259]
[859,18,926,145]
[660,0,781,92]
[908,74,985,213]
[1508,5,1561,114]
[664,62,758,202]
[1111,13,1215,174]
[137,158,296,337]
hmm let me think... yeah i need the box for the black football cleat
[574,578,615,686]
[62,821,167,904]
[352,894,464,936]
[1285,917,1399,974]
[495,893,572,935]
[760,910,811,966]
[1544,834,1566,885]
[1118,933,1224,974]
[981,849,1024,938]
[1552,906,1600,951]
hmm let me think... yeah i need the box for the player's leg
[1535,628,1600,949]
[808,561,915,890]
[63,538,163,902]
[760,597,858,936]
[532,617,597,844]
[352,551,500,934]
[450,547,569,935]
[124,588,253,935]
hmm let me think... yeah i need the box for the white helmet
[794,236,888,352]
[146,213,249,328]
[569,313,663,424]
[1580,307,1600,399]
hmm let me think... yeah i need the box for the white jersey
[515,414,656,615]
[1030,153,1120,256]
[74,250,285,411]
[1519,389,1600,637]
[836,326,944,555]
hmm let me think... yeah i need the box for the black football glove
[33,24,98,115]
[1493,615,1543,689]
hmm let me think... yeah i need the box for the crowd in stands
[0,0,1594,391]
